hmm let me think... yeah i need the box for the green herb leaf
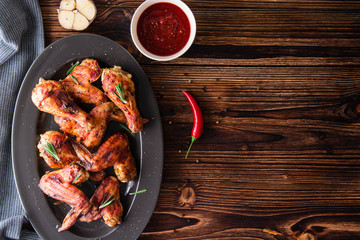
[66,61,80,75]
[43,141,60,161]
[119,123,132,134]
[71,75,79,84]
[114,83,127,104]
[72,172,83,184]
[99,194,116,209]
[129,189,147,195]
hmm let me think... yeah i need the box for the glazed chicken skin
[32,79,92,129]
[70,132,137,183]
[38,164,90,232]
[37,131,79,168]
[38,130,107,181]
[89,170,107,182]
[61,59,108,105]
[32,78,125,151]
[113,152,137,183]
[55,102,127,151]
[79,176,123,227]
[102,66,143,133]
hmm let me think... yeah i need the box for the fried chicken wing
[61,59,107,105]
[102,66,143,133]
[37,131,79,168]
[32,79,92,129]
[79,176,123,227]
[70,132,137,182]
[38,131,108,182]
[38,164,90,232]
[55,102,126,151]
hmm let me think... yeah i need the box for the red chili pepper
[182,90,203,159]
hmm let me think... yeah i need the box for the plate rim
[11,33,163,240]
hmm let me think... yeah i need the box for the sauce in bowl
[137,2,191,56]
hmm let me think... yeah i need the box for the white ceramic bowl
[131,0,196,61]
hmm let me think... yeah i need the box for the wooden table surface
[38,1,360,239]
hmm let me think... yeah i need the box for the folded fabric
[0,0,44,239]
[0,0,28,65]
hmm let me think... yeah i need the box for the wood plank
[37,0,360,239]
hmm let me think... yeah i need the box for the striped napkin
[0,0,44,239]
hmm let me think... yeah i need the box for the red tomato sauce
[137,2,191,56]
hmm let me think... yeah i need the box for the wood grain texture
[38,0,360,239]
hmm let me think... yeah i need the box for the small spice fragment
[71,75,79,84]
[99,194,116,209]
[114,83,127,104]
[66,61,80,75]
[119,123,132,134]
[43,141,60,161]
[72,172,83,184]
[129,189,147,195]
[53,201,63,205]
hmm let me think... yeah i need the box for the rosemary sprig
[43,141,60,161]
[114,83,127,104]
[99,194,116,209]
[66,61,80,75]
[129,189,147,195]
[71,75,79,84]
[72,172,83,184]
[119,123,132,134]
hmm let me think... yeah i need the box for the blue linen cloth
[0,0,44,239]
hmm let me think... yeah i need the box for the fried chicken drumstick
[38,164,90,232]
[102,66,143,133]
[55,101,126,151]
[79,176,123,227]
[61,59,107,105]
[32,79,92,129]
[32,78,127,151]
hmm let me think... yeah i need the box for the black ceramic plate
[11,34,163,240]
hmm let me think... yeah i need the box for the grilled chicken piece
[113,152,137,183]
[102,66,143,133]
[32,79,92,129]
[89,170,107,182]
[79,176,123,227]
[37,131,79,168]
[70,132,137,182]
[61,59,107,105]
[38,164,90,232]
[55,102,126,151]
[38,131,109,182]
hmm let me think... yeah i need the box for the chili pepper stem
[185,136,197,159]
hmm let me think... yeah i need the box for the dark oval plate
[11,33,163,240]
